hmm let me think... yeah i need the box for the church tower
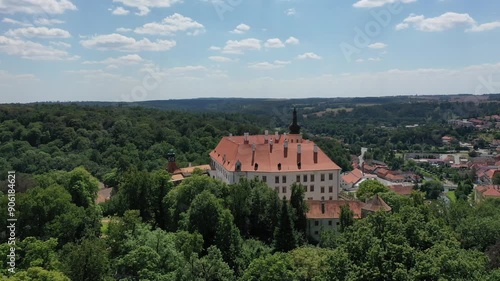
[289,107,301,134]
[167,149,179,173]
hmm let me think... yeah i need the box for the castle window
[303,175,308,182]
[282,176,286,183]
[282,186,287,193]
[321,174,325,181]
[329,186,333,193]
[262,176,267,182]
[310,185,314,192]
[314,221,319,226]
[275,176,279,184]
[329,173,333,180]
[310,174,315,181]
[321,187,325,193]
[296,175,300,182]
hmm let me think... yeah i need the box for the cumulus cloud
[2,18,32,27]
[112,7,130,15]
[466,21,500,32]
[34,18,65,25]
[83,54,144,65]
[0,35,78,60]
[112,0,181,16]
[5,27,71,38]
[297,52,322,60]
[231,23,250,34]
[208,56,234,62]
[285,8,296,16]
[134,13,205,36]
[264,38,285,48]
[285,36,300,45]
[0,0,77,14]
[222,38,261,54]
[396,12,475,32]
[368,42,387,49]
[353,0,416,8]
[248,60,291,70]
[80,33,176,52]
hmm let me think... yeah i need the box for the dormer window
[235,160,241,172]
[254,163,258,171]
[277,163,282,170]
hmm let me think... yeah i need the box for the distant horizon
[0,92,497,105]
[1,0,500,103]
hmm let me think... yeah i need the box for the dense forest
[0,100,499,280]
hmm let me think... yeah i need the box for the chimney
[252,144,256,165]
[313,144,318,164]
[189,162,192,167]
[275,131,279,141]
[264,130,269,144]
[229,133,232,137]
[270,139,273,153]
[297,144,301,165]
[244,133,249,144]
[284,140,289,158]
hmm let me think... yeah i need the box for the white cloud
[297,52,322,60]
[222,38,261,54]
[285,36,300,45]
[134,13,205,36]
[355,59,364,63]
[208,56,234,62]
[368,57,382,62]
[0,0,77,14]
[466,21,500,32]
[116,27,132,33]
[83,54,144,65]
[353,0,416,8]
[80,33,176,52]
[112,7,130,15]
[209,46,221,51]
[112,0,181,16]
[0,69,38,82]
[49,41,71,48]
[396,12,475,32]
[34,18,65,25]
[5,27,71,38]
[231,23,250,34]
[248,60,291,70]
[264,38,285,48]
[0,35,78,60]
[368,42,387,49]
[2,18,32,27]
[285,8,296,16]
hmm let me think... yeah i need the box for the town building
[209,108,342,200]
[474,185,500,202]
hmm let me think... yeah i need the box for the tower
[289,107,301,134]
[167,149,178,173]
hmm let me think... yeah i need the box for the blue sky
[1,0,500,102]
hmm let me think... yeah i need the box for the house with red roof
[474,185,500,202]
[306,194,391,241]
[209,108,342,201]
[341,168,363,189]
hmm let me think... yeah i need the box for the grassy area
[446,191,457,203]
[101,218,110,235]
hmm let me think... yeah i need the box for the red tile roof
[342,168,363,184]
[210,134,341,172]
[389,185,413,196]
[306,200,363,219]
[385,173,405,182]
[362,194,392,212]
[173,165,212,175]
[476,185,500,198]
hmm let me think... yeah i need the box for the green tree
[60,238,111,281]
[182,246,235,281]
[356,180,389,201]
[290,183,308,237]
[185,190,223,249]
[215,209,242,272]
[339,204,354,232]
[240,252,296,281]
[420,180,444,200]
[273,197,297,252]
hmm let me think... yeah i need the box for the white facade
[210,159,340,200]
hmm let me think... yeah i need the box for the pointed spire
[289,107,301,134]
